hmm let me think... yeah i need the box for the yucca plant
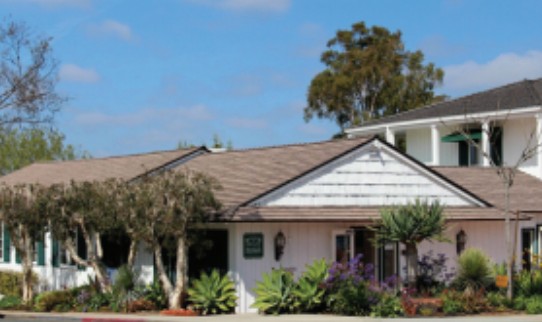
[187,269,237,315]
[292,258,328,312]
[376,199,448,287]
[251,268,295,315]
[454,248,494,291]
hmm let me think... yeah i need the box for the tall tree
[0,127,82,175]
[119,170,221,309]
[375,200,447,288]
[0,19,63,127]
[48,179,120,293]
[304,21,444,132]
[0,183,50,303]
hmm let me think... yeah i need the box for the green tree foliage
[376,200,447,288]
[0,183,50,303]
[48,179,121,293]
[118,170,221,309]
[0,128,82,175]
[304,21,444,131]
[0,19,63,127]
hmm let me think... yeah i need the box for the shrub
[416,251,453,296]
[0,270,37,297]
[134,281,167,310]
[325,254,378,316]
[127,299,156,312]
[513,295,528,311]
[453,248,494,291]
[0,295,22,309]
[370,293,403,317]
[187,269,237,315]
[525,295,542,314]
[486,291,510,309]
[441,290,463,315]
[292,258,328,312]
[252,268,295,315]
[516,270,542,297]
[34,290,74,312]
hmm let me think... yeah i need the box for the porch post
[481,121,490,167]
[431,125,440,166]
[536,114,542,178]
[385,127,395,146]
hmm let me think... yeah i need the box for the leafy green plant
[34,290,74,312]
[453,248,494,291]
[516,270,542,297]
[525,295,542,314]
[441,290,463,315]
[370,293,403,317]
[134,281,166,309]
[486,291,510,310]
[87,292,112,311]
[325,254,378,316]
[0,295,22,309]
[187,269,237,315]
[513,295,528,311]
[493,262,507,276]
[251,268,295,315]
[0,270,37,297]
[292,258,328,312]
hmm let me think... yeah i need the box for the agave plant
[454,248,494,291]
[187,269,237,315]
[251,268,295,315]
[292,258,328,312]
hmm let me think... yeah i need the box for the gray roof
[353,78,542,129]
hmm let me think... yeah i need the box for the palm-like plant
[251,268,295,314]
[292,258,328,312]
[187,269,237,315]
[376,199,447,288]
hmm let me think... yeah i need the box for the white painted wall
[406,128,432,164]
[503,118,537,170]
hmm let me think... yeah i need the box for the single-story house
[2,136,542,313]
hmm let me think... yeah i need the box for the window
[458,141,479,166]
[333,231,353,263]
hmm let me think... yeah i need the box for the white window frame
[332,230,354,263]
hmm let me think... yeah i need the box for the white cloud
[59,63,100,83]
[226,117,267,129]
[185,0,291,13]
[2,0,91,8]
[443,51,542,93]
[87,20,134,41]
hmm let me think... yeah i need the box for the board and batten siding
[256,145,475,207]
[230,222,356,313]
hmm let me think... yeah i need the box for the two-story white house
[346,78,542,178]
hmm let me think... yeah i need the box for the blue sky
[2,0,542,156]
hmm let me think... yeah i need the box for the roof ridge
[31,147,202,165]
[356,77,542,128]
[205,136,370,155]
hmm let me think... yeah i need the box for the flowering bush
[416,251,454,295]
[325,254,397,316]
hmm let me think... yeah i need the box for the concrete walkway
[1,311,542,322]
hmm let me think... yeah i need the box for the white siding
[262,147,473,207]
[503,118,537,169]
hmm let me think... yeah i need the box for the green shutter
[3,225,10,263]
[52,239,59,267]
[37,239,45,266]
[15,250,21,264]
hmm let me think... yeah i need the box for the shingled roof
[176,137,371,208]
[433,166,542,213]
[0,147,206,186]
[351,78,542,129]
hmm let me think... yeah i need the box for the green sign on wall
[243,233,263,259]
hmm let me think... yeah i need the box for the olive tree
[0,183,50,303]
[48,179,121,293]
[375,199,447,288]
[119,170,221,309]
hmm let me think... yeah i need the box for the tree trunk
[152,241,173,299]
[21,233,34,304]
[504,182,513,299]
[405,243,418,289]
[127,239,138,269]
[169,237,188,309]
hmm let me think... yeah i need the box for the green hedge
[0,270,37,297]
